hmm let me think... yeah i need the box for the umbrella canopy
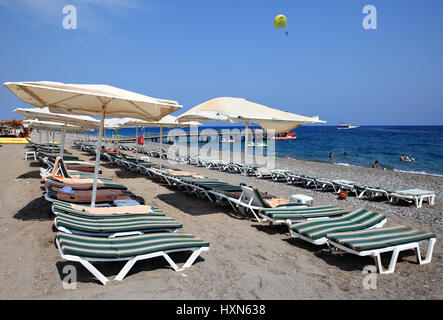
[14,107,99,128]
[5,81,182,207]
[177,97,325,134]
[116,116,201,167]
[14,107,100,157]
[5,81,182,121]
[23,119,92,132]
[120,115,201,128]
[177,97,326,183]
[23,119,93,149]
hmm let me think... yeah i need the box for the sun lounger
[356,186,395,200]
[56,232,210,284]
[52,200,164,218]
[259,205,351,225]
[289,209,387,245]
[255,167,273,179]
[229,185,303,221]
[388,189,436,208]
[45,186,144,204]
[326,226,436,274]
[44,176,127,190]
[314,178,338,192]
[332,180,359,196]
[43,157,112,181]
[55,213,183,237]
[270,169,293,182]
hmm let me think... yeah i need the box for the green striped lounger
[326,226,436,274]
[56,232,210,285]
[259,205,351,225]
[52,200,165,218]
[289,209,387,245]
[55,213,183,237]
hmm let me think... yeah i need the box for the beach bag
[338,190,348,200]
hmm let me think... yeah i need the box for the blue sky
[0,0,442,125]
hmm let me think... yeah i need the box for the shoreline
[70,128,443,178]
[68,134,442,228]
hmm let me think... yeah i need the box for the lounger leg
[250,209,261,222]
[372,251,399,274]
[430,195,435,205]
[182,248,205,269]
[79,259,110,285]
[161,252,181,271]
[416,197,421,208]
[416,238,436,265]
[115,257,141,281]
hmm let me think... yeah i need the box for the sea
[92,125,443,176]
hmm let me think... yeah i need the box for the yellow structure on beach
[0,137,29,144]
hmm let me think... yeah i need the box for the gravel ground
[1,133,440,299]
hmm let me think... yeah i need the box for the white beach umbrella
[119,116,201,167]
[23,119,93,152]
[5,81,182,206]
[177,97,326,183]
[14,107,99,158]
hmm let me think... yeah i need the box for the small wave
[336,162,350,166]
[393,169,443,177]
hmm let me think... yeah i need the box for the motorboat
[247,141,267,147]
[270,132,297,140]
[338,123,358,129]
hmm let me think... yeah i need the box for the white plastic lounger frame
[314,179,338,192]
[289,218,387,246]
[358,187,390,200]
[257,208,325,226]
[327,237,436,274]
[207,189,238,211]
[229,187,296,222]
[389,193,435,208]
[56,238,210,285]
[332,181,359,196]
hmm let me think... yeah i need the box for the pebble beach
[0,133,441,299]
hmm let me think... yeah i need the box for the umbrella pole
[60,124,67,159]
[243,122,249,185]
[135,126,138,163]
[46,130,49,145]
[91,107,106,207]
[39,130,42,143]
[159,126,163,169]
[52,130,55,153]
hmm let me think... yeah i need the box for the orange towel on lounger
[264,198,289,208]
[71,204,154,215]
[166,169,206,179]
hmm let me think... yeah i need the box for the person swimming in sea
[329,152,333,159]
[400,154,405,161]
[405,156,415,162]
[371,160,380,169]
[344,152,347,156]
